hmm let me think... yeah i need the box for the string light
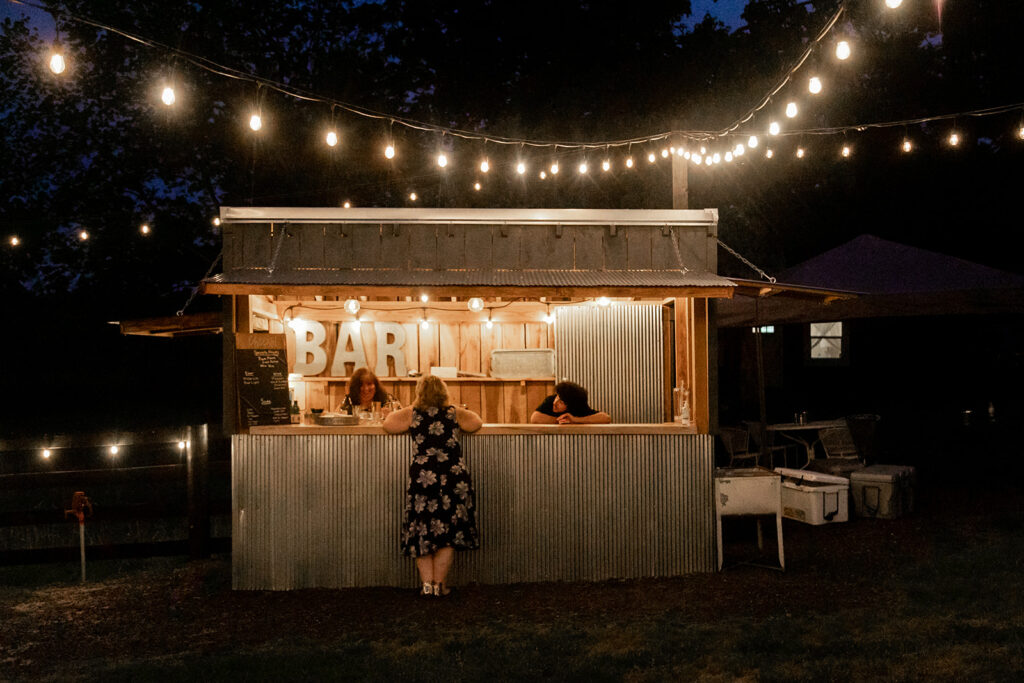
[725,151,734,162]
[177,441,186,450]
[836,41,851,60]
[602,159,611,172]
[249,113,262,131]
[484,315,493,330]
[384,144,396,159]
[539,170,547,179]
[516,161,526,175]
[660,148,669,158]
[596,296,610,307]
[747,135,759,148]
[808,77,822,94]
[902,139,913,153]
[704,156,712,166]
[473,181,481,190]
[343,201,351,208]
[325,130,339,147]
[766,149,774,158]
[769,121,781,136]
[78,230,89,241]
[785,102,798,118]
[344,298,360,315]
[885,0,903,8]
[420,294,429,303]
[409,191,418,201]
[625,157,634,168]
[647,152,656,163]
[467,297,485,313]
[841,145,851,157]
[578,161,588,174]
[691,153,702,164]
[42,448,52,458]
[437,153,448,168]
[712,152,721,164]
[161,85,175,106]
[543,305,555,324]
[480,159,490,173]
[420,316,429,331]
[9,236,20,246]
[49,50,66,74]
[550,162,559,175]
[948,132,960,146]
[1018,126,1024,140]
[140,223,151,234]
[109,445,119,455]
[796,147,806,158]
[212,217,221,226]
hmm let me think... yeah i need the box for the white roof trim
[220,206,719,226]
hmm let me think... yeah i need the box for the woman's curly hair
[414,374,450,410]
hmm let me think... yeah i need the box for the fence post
[186,424,210,559]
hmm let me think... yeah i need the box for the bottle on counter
[290,400,301,424]
[341,395,353,415]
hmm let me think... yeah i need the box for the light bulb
[550,162,559,174]
[808,77,822,95]
[625,157,634,168]
[49,51,65,74]
[683,151,691,159]
[484,318,493,329]
[385,144,396,159]
[474,182,481,191]
[661,148,669,158]
[178,441,186,450]
[249,114,262,131]
[437,153,448,168]
[692,153,702,165]
[836,41,851,60]
[10,236,20,246]
[212,217,221,226]
[42,448,52,458]
[516,162,526,174]
[343,201,352,208]
[797,148,806,158]
[747,135,759,148]
[734,144,745,156]
[700,146,707,155]
[602,159,611,172]
[161,86,176,106]
[78,230,89,241]
[949,132,960,146]
[647,152,656,163]
[480,160,490,173]
[725,152,734,162]
[885,0,902,7]
[704,156,712,166]
[841,145,851,157]
[766,149,774,158]
[596,296,610,307]
[769,121,781,136]
[578,162,588,174]
[1018,126,1024,140]
[109,446,119,455]
[902,139,913,153]
[344,298,360,315]
[467,297,485,313]
[785,102,798,118]
[409,192,418,201]
[712,153,721,164]
[420,294,429,303]
[544,312,555,324]
[325,130,338,147]
[140,224,150,235]
[420,319,429,331]
[539,170,547,179]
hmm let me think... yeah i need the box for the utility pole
[671,134,689,209]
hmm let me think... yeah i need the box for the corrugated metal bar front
[555,304,664,423]
[232,432,714,590]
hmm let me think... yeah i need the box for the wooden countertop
[248,423,699,436]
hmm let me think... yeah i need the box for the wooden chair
[720,426,759,468]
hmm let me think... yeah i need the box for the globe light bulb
[539,170,547,179]
[140,224,150,235]
[385,144,396,159]
[42,448,52,458]
[437,153,448,168]
[485,319,493,329]
[647,152,656,163]
[769,121,781,136]
[420,294,429,303]
[79,230,89,241]
[684,151,691,159]
[700,146,707,155]
[785,102,798,118]
[10,236,20,246]
[249,114,262,131]
[596,297,610,307]
[409,192,418,201]
[49,51,65,74]
[748,135,759,148]
[516,162,526,175]
[474,182,481,191]
[602,159,611,172]
[212,217,221,226]
[544,312,555,324]
[949,132,960,146]
[692,153,702,165]
[578,162,588,174]
[836,41,851,60]
[420,319,429,331]
[661,148,669,158]
[712,153,722,164]
[808,76,822,94]
[467,297,485,313]
[766,149,774,158]
[1018,126,1024,140]
[343,201,352,208]
[885,0,902,8]
[109,445,119,455]
[725,152,734,162]
[704,156,712,166]
[797,148,806,158]
[902,139,913,153]
[178,441,186,450]
[161,86,176,106]
[625,157,634,168]
[325,130,338,147]
[344,298,360,315]
[841,145,851,157]
[734,144,745,156]
[480,160,489,173]
[550,162,559,174]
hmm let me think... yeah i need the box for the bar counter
[233,423,714,590]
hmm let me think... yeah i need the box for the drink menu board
[235,333,290,427]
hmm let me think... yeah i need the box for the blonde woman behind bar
[383,374,483,598]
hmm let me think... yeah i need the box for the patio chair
[818,424,860,460]
[744,420,795,469]
[720,426,759,468]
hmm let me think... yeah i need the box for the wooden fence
[0,425,230,565]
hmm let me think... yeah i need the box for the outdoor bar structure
[200,207,735,590]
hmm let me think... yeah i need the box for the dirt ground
[2,481,1022,681]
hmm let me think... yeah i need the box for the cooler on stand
[774,467,849,525]
[849,465,916,518]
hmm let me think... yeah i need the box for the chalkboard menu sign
[236,333,290,427]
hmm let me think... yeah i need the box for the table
[767,419,846,466]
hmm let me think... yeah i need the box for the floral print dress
[401,405,480,557]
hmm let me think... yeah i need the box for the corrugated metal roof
[205,268,734,289]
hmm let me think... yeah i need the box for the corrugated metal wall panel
[555,305,664,423]
[233,433,714,590]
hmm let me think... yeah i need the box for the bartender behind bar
[530,381,611,425]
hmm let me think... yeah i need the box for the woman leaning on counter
[383,374,483,598]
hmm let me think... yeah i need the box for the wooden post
[671,134,689,209]
[186,423,210,559]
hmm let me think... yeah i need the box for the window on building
[809,322,844,359]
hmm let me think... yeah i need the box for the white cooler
[774,467,849,525]
[849,465,915,519]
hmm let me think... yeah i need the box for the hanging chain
[176,248,223,316]
[668,228,691,274]
[717,238,776,284]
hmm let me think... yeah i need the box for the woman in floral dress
[383,374,482,597]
